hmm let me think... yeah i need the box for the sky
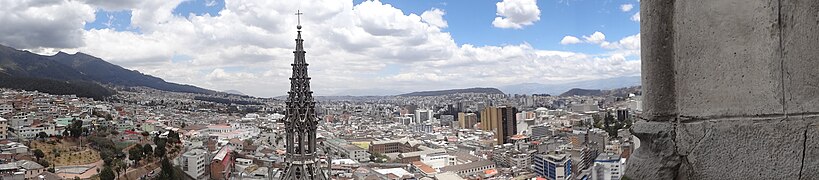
[0,0,641,97]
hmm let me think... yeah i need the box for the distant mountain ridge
[0,44,217,98]
[398,87,504,96]
[560,88,604,96]
[559,86,642,97]
[499,76,641,95]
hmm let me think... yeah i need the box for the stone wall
[626,0,819,179]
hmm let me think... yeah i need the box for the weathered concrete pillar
[627,0,819,179]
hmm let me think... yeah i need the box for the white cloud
[0,0,640,97]
[620,4,633,12]
[0,0,95,49]
[560,36,581,45]
[583,31,606,44]
[492,0,541,29]
[421,8,448,28]
[631,12,640,22]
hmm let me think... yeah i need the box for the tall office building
[480,106,518,144]
[415,109,433,123]
[280,12,330,180]
[458,112,478,129]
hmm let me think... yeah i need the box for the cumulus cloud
[0,0,95,49]
[492,0,541,29]
[421,8,448,28]
[631,12,640,22]
[620,4,633,12]
[0,0,640,97]
[560,36,581,45]
[582,31,606,44]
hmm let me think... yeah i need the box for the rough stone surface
[640,0,677,120]
[629,0,819,179]
[625,121,679,180]
[803,121,819,179]
[782,1,819,114]
[674,0,783,118]
[676,119,806,179]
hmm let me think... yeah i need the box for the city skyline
[0,0,640,97]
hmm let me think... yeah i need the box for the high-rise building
[458,112,477,129]
[533,151,572,180]
[415,109,433,123]
[480,106,518,144]
[280,12,330,180]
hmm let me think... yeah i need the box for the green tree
[158,158,175,179]
[154,145,166,158]
[99,166,115,180]
[142,144,153,157]
[68,119,84,139]
[128,147,143,164]
[33,149,45,161]
[37,132,48,139]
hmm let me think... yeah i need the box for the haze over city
[0,0,640,97]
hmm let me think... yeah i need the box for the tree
[128,147,143,164]
[99,166,115,180]
[33,149,45,161]
[37,132,48,140]
[158,158,175,179]
[142,144,153,157]
[154,145,166,158]
[168,131,180,143]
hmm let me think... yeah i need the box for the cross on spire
[295,10,304,29]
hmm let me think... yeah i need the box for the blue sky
[85,0,639,55]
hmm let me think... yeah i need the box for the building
[415,109,433,124]
[411,161,438,177]
[458,112,477,129]
[327,138,371,163]
[591,153,625,180]
[209,146,232,180]
[368,139,419,154]
[0,118,7,139]
[480,106,518,144]
[533,152,572,180]
[531,125,550,138]
[420,152,457,169]
[0,104,12,115]
[16,124,57,139]
[0,160,45,180]
[180,149,207,179]
[279,19,330,179]
[440,160,496,177]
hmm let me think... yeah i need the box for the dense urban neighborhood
[0,85,639,180]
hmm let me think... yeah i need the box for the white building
[16,124,57,139]
[0,104,12,115]
[420,152,457,169]
[0,118,7,140]
[591,154,626,180]
[180,149,208,179]
[415,109,433,124]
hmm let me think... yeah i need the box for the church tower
[280,11,330,180]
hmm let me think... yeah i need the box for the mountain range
[397,87,504,97]
[0,44,217,99]
[498,76,641,95]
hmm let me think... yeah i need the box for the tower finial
[295,10,303,30]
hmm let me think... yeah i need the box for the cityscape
[8,0,807,180]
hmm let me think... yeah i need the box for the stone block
[673,0,784,118]
[782,1,819,115]
[676,118,806,179]
[801,120,819,179]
